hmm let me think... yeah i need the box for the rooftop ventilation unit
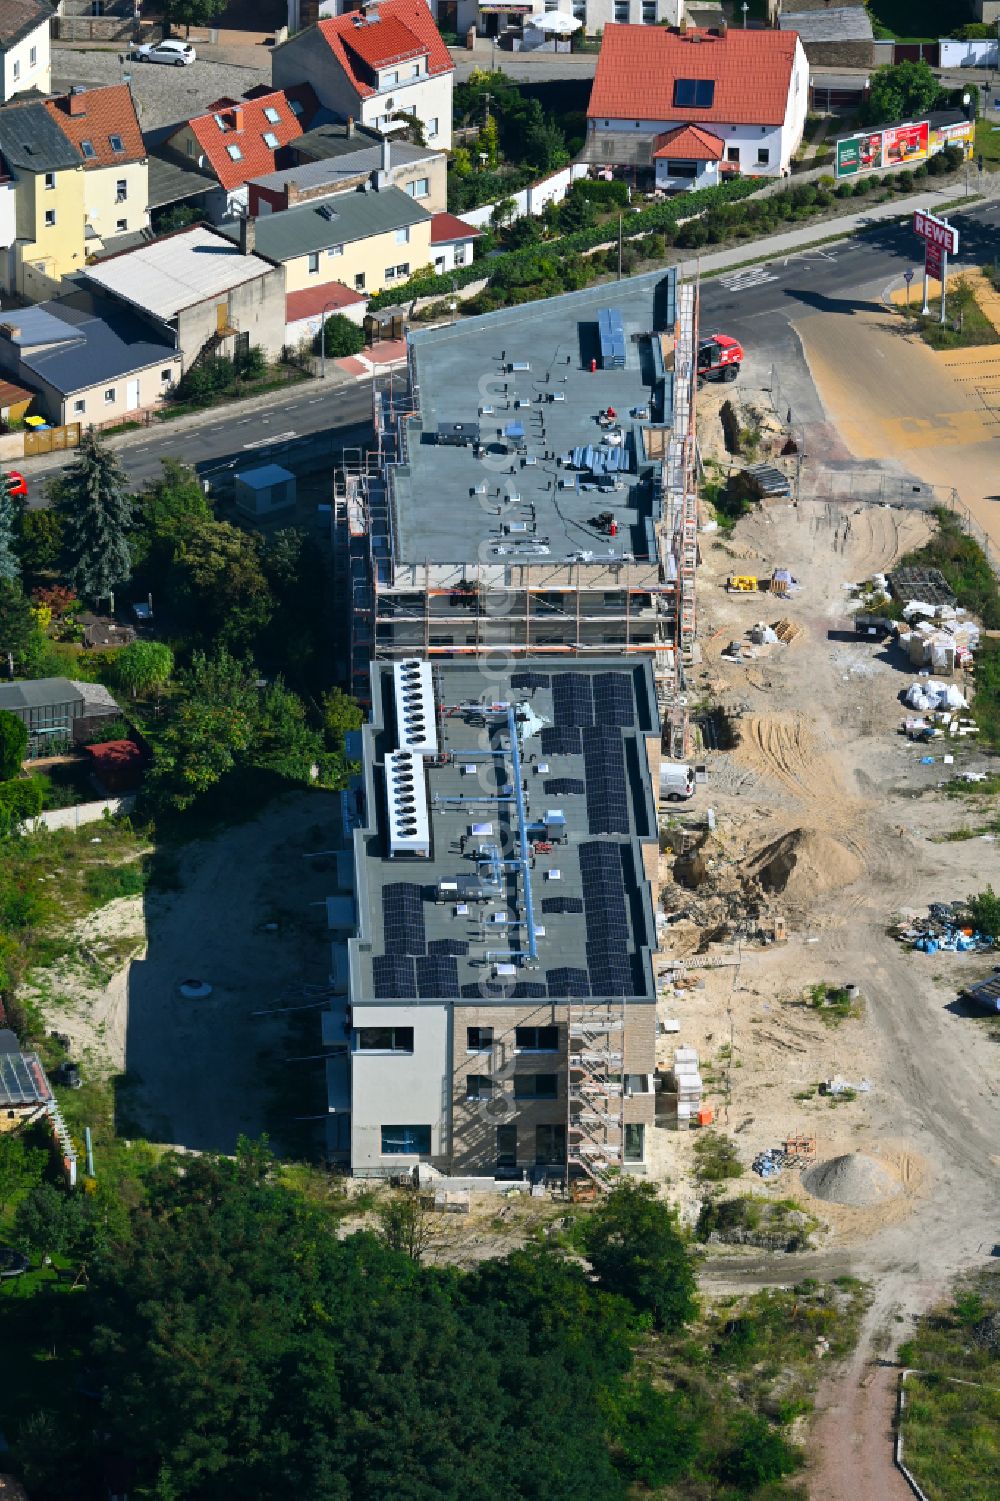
[393,658,438,757]
[318,203,338,220]
[386,750,430,858]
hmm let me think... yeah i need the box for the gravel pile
[802,1153,900,1207]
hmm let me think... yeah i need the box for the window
[624,1123,645,1162]
[381,1124,430,1154]
[29,45,36,66]
[642,0,656,20]
[573,0,585,15]
[384,262,409,281]
[328,243,344,257]
[263,131,279,149]
[161,368,173,382]
[356,1026,414,1052]
[104,387,116,404]
[116,179,127,202]
[44,209,56,227]
[515,1025,558,1052]
[625,1073,652,1096]
[514,1073,558,1100]
[410,62,421,77]
[263,105,281,124]
[116,218,127,232]
[109,133,124,153]
[81,138,96,159]
[427,116,439,139]
[496,1123,517,1167]
[545,0,558,9]
[354,273,365,291]
[395,225,410,244]
[385,70,399,86]
[405,176,430,198]
[535,1124,566,1165]
[12,60,18,81]
[726,146,740,163]
[307,251,320,274]
[44,172,55,190]
[757,147,770,165]
[73,398,86,413]
[467,1026,494,1051]
[673,79,715,109]
[666,160,698,178]
[226,144,243,161]
[213,112,226,130]
[614,0,629,20]
[455,247,466,266]
[465,1074,493,1101]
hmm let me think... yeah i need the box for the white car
[135,38,196,66]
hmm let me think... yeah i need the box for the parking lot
[53,42,270,133]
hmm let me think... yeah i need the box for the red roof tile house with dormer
[272,0,454,150]
[164,85,320,222]
[586,24,808,190]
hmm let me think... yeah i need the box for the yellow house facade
[14,158,87,301]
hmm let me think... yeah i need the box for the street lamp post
[741,1,748,25]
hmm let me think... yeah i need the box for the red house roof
[286,280,367,322]
[430,211,482,245]
[588,26,800,128]
[180,85,319,192]
[44,84,145,168]
[652,123,725,160]
[316,0,454,102]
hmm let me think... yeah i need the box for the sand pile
[803,1153,901,1208]
[749,828,862,901]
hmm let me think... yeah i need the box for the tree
[480,112,499,168]
[171,517,273,655]
[0,473,19,583]
[376,1190,436,1261]
[0,706,27,779]
[15,507,63,578]
[0,1130,46,1211]
[865,60,942,125]
[57,430,134,602]
[14,1182,84,1271]
[968,884,1000,940]
[146,650,257,811]
[524,117,568,174]
[584,1179,697,1332]
[112,639,174,699]
[249,680,321,783]
[164,0,225,38]
[317,313,365,359]
[718,1414,800,1489]
[0,581,43,674]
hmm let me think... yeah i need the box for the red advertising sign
[913,209,959,256]
[883,120,929,167]
[925,240,943,281]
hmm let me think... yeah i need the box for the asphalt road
[22,196,1000,501]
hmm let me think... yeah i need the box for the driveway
[52,43,270,133]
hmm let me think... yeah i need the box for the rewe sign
[913,210,959,256]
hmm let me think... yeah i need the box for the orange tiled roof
[184,85,319,192]
[588,26,800,128]
[652,123,725,160]
[44,84,144,168]
[316,0,453,101]
[429,211,482,244]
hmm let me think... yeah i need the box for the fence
[938,38,999,68]
[30,795,136,833]
[23,421,80,458]
[460,163,590,230]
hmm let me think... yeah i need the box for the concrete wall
[281,219,434,296]
[350,1002,451,1172]
[85,159,150,241]
[1,15,51,104]
[939,38,999,67]
[974,0,1000,22]
[30,794,136,832]
[460,162,589,230]
[176,265,286,370]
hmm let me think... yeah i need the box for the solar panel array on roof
[382,882,426,955]
[416,954,461,997]
[542,896,584,914]
[551,674,594,726]
[547,966,591,997]
[587,950,635,996]
[593,671,635,728]
[598,307,626,370]
[460,979,547,999]
[511,670,550,689]
[544,777,586,796]
[579,841,636,998]
[373,954,417,998]
[583,727,630,835]
[428,937,470,956]
[541,725,582,756]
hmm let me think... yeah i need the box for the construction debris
[892,902,994,954]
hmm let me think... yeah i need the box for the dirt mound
[749,828,862,901]
[802,1153,901,1208]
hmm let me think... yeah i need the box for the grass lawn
[975,117,1000,171]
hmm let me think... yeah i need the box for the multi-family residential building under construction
[326,267,702,1186]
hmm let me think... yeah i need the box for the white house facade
[0,0,52,104]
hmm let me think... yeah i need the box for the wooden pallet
[772,618,803,645]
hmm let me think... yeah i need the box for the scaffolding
[567,1002,626,1188]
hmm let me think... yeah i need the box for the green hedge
[0,776,43,837]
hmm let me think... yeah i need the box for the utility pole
[617,212,623,279]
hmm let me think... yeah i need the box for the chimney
[230,105,244,132]
[239,216,256,256]
[285,180,302,207]
[381,134,391,174]
[718,19,727,35]
[0,323,21,340]
[347,115,355,138]
[68,86,88,116]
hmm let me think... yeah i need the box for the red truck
[697,333,744,384]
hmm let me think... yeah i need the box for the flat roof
[82,225,275,321]
[348,658,661,1009]
[389,271,678,568]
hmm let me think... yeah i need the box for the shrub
[675,219,709,248]
[894,169,914,192]
[693,1130,744,1182]
[719,1415,801,1488]
[574,177,629,206]
[789,183,818,208]
[0,775,43,836]
[0,709,27,780]
[854,175,873,194]
[316,314,365,359]
[835,181,855,198]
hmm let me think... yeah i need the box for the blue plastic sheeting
[505,421,525,439]
[598,307,626,370]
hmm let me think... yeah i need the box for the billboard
[883,120,929,168]
[925,240,943,281]
[929,118,974,160]
[835,130,882,178]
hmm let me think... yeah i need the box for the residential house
[778,3,873,70]
[162,85,321,223]
[249,122,447,215]
[272,0,455,150]
[80,223,286,371]
[585,24,808,187]
[0,0,52,104]
[0,292,181,425]
[429,210,480,274]
[216,182,433,298]
[44,84,149,248]
[0,100,85,299]
[285,277,367,347]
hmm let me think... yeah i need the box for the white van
[660,762,696,802]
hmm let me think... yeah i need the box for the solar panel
[544,777,585,796]
[587,952,635,997]
[372,955,416,999]
[462,980,512,999]
[547,966,591,998]
[382,882,426,955]
[593,671,635,728]
[513,981,548,999]
[416,955,461,998]
[541,725,582,756]
[511,671,550,689]
[552,674,594,726]
[428,937,469,957]
[579,843,629,941]
[542,896,584,914]
[582,728,629,835]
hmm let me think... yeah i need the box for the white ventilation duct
[386,750,430,858]
[393,658,438,756]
